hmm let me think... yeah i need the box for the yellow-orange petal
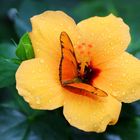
[93,52,140,103]
[16,58,64,110]
[63,92,121,132]
[76,14,131,65]
[30,10,80,59]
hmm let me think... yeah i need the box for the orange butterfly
[59,32,107,97]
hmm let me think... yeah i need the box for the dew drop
[113,91,118,96]
[38,69,42,72]
[68,26,72,30]
[131,89,135,93]
[106,50,110,54]
[35,96,41,104]
[122,73,126,77]
[48,99,52,103]
[25,98,30,102]
[120,41,124,45]
[54,28,58,31]
[40,59,44,64]
[40,80,44,83]
[94,124,97,128]
[78,35,81,39]
[122,92,126,95]
[74,116,78,121]
[108,35,112,39]
[68,117,72,122]
[109,42,113,46]
[32,70,35,74]
[91,33,94,36]
[109,83,113,87]
[77,101,81,105]
[31,86,35,89]
[60,23,63,26]
[37,48,40,52]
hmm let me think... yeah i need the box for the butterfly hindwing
[67,83,107,97]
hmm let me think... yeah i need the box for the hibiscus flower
[16,11,140,132]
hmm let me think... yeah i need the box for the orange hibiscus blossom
[16,11,140,132]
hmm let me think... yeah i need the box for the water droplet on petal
[109,42,113,46]
[35,96,41,104]
[32,71,35,74]
[113,91,118,96]
[25,98,30,102]
[40,80,44,83]
[110,83,113,87]
[31,86,35,89]
[37,48,40,52]
[40,59,44,64]
[91,33,94,36]
[48,99,52,103]
[131,89,135,93]
[93,124,97,128]
[68,26,72,30]
[38,69,42,72]
[78,35,81,39]
[122,92,126,95]
[108,35,112,39]
[74,116,78,121]
[122,73,126,77]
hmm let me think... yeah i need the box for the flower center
[78,61,100,85]
[75,43,100,84]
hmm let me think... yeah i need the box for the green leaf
[16,32,35,61]
[0,58,18,88]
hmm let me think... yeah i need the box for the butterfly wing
[59,32,78,84]
[59,32,107,97]
[67,83,107,97]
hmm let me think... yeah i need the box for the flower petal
[93,52,140,103]
[30,11,79,59]
[63,93,121,132]
[77,14,131,65]
[16,58,64,110]
[19,11,81,109]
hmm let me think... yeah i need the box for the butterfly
[59,31,107,97]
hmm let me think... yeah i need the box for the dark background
[0,0,140,140]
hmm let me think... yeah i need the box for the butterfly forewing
[59,32,78,84]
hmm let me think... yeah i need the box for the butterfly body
[59,32,107,97]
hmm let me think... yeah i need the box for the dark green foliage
[0,0,140,139]
[0,43,18,88]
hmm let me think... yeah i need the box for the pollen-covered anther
[88,44,93,48]
[87,51,91,55]
[80,51,84,54]
[78,45,82,49]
